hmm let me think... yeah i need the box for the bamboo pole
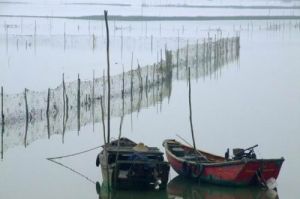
[103,70,106,110]
[100,95,109,190]
[1,86,3,126]
[152,64,155,104]
[24,88,28,147]
[66,95,69,121]
[100,96,106,144]
[120,67,124,99]
[130,52,133,130]
[177,30,179,80]
[121,27,123,61]
[92,70,95,132]
[62,108,66,143]
[160,48,163,73]
[186,40,189,69]
[46,88,50,139]
[64,22,66,51]
[1,115,3,160]
[151,35,153,53]
[34,20,36,53]
[137,61,143,92]
[104,10,111,143]
[1,86,4,159]
[114,82,125,186]
[188,68,196,150]
[62,73,66,141]
[77,74,81,134]
[63,73,67,143]
[130,54,133,94]
[5,22,8,53]
[138,63,143,113]
[145,66,149,106]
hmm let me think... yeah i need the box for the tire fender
[182,161,190,177]
[191,163,203,178]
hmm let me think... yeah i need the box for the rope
[48,158,96,185]
[47,145,101,160]
[46,145,102,185]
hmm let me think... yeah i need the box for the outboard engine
[233,144,258,160]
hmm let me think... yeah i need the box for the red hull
[163,139,284,186]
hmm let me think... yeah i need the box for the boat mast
[104,10,111,143]
[188,67,196,150]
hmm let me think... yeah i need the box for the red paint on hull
[164,139,284,186]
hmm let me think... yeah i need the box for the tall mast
[104,10,111,143]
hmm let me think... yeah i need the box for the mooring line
[46,145,102,185]
[48,158,96,185]
[47,145,101,160]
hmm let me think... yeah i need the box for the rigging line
[47,145,101,160]
[48,158,96,185]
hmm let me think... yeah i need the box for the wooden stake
[130,52,133,130]
[104,10,111,143]
[1,86,4,159]
[64,22,66,51]
[5,22,8,53]
[66,95,69,121]
[92,70,95,132]
[62,73,66,140]
[46,88,50,139]
[33,20,37,53]
[186,40,189,69]
[151,35,153,53]
[196,40,199,80]
[77,74,81,133]
[1,86,3,126]
[100,95,109,190]
[188,68,196,150]
[177,30,179,79]
[24,88,28,147]
[1,116,3,159]
[103,70,106,110]
[100,96,106,144]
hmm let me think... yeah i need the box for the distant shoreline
[142,4,300,10]
[1,14,300,21]
[0,1,300,9]
[63,2,131,7]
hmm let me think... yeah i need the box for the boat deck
[106,146,163,154]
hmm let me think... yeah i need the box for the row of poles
[0,31,240,160]
[0,52,171,155]
[4,18,295,56]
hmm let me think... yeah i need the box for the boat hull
[164,139,284,186]
[100,158,170,190]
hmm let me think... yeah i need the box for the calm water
[1,16,300,199]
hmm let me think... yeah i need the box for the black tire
[96,154,100,167]
[182,162,190,177]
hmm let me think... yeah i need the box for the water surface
[1,17,300,199]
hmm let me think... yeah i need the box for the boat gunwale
[163,139,284,167]
[104,147,164,155]
[111,160,170,166]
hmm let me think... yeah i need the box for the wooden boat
[96,137,170,190]
[167,176,279,199]
[163,139,284,187]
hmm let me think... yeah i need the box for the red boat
[163,139,284,187]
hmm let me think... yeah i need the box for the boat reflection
[95,181,168,199]
[167,176,279,199]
